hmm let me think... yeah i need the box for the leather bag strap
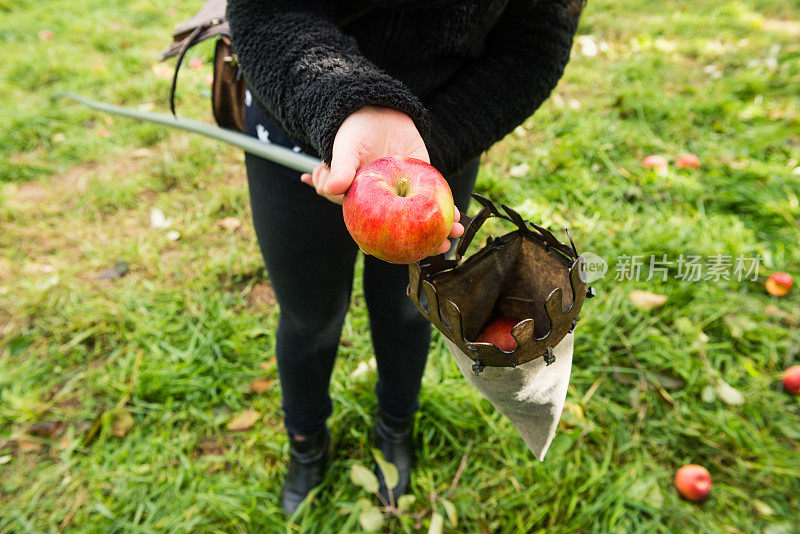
[168,25,204,117]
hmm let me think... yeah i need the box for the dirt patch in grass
[247,281,276,311]
[9,161,96,211]
[195,436,236,457]
[762,18,800,37]
[14,182,51,205]
[212,162,248,188]
[0,306,12,329]
[54,395,84,412]
[136,188,160,203]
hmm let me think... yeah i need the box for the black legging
[244,95,478,436]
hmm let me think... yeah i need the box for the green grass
[2,0,799,532]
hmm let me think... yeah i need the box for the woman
[227,0,583,515]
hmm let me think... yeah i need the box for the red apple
[475,316,521,352]
[342,156,454,264]
[642,155,668,175]
[782,365,800,395]
[676,153,700,169]
[674,465,711,502]
[765,272,793,297]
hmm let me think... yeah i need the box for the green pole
[55,92,320,173]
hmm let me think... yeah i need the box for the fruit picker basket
[408,193,593,459]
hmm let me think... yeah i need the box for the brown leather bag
[160,2,376,133]
[159,0,246,132]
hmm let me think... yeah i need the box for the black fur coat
[227,0,584,176]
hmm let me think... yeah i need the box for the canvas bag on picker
[408,194,595,460]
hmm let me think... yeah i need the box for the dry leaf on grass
[559,401,586,430]
[151,63,173,79]
[351,358,377,380]
[247,283,276,310]
[27,421,64,439]
[17,437,43,453]
[248,379,274,394]
[647,370,686,390]
[97,261,129,281]
[701,385,716,403]
[259,358,276,372]
[764,305,799,327]
[217,217,242,231]
[715,379,745,406]
[509,163,530,177]
[111,409,134,438]
[196,439,228,456]
[629,290,667,310]
[227,409,260,431]
[130,148,154,159]
[150,208,172,229]
[754,499,775,517]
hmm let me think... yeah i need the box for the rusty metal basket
[408,193,593,372]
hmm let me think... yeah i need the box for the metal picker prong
[543,347,556,366]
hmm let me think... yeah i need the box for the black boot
[281,425,330,516]
[373,410,415,504]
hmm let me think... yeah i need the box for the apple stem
[396,177,409,197]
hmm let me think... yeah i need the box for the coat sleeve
[424,0,584,177]
[226,0,429,165]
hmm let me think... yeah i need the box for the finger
[311,164,330,194]
[311,163,324,183]
[325,193,345,205]
[300,173,312,184]
[437,239,452,255]
[453,206,460,223]
[448,221,464,239]
[326,147,361,196]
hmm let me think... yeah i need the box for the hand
[301,106,428,202]
[301,106,463,253]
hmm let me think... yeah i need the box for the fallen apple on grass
[674,464,712,502]
[342,156,455,264]
[475,316,521,352]
[782,365,800,395]
[642,155,669,175]
[765,272,793,297]
[676,153,700,169]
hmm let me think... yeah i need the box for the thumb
[325,147,361,196]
